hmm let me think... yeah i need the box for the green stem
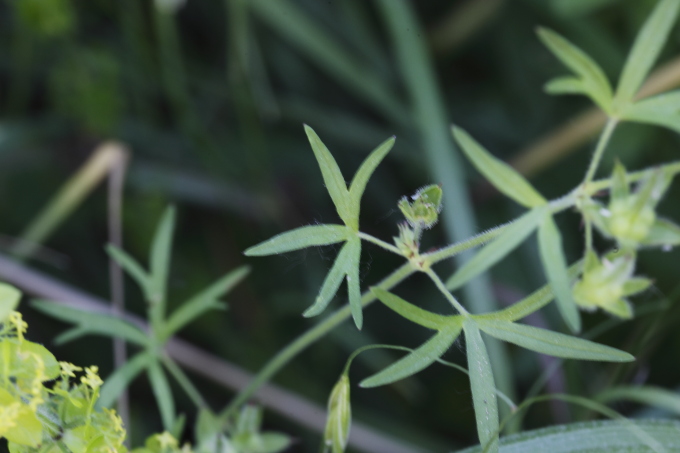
[162,356,208,409]
[583,118,618,185]
[588,160,680,193]
[424,268,469,315]
[220,261,415,419]
[357,232,403,255]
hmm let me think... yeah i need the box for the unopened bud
[398,185,443,230]
[324,374,351,453]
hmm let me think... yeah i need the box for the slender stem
[424,268,469,315]
[583,118,618,185]
[162,356,208,409]
[221,261,415,419]
[588,160,680,193]
[357,232,403,255]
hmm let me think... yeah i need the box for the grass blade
[538,214,581,333]
[615,0,680,106]
[476,319,633,362]
[447,208,544,291]
[463,319,499,453]
[360,325,461,388]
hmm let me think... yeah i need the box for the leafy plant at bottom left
[0,282,127,452]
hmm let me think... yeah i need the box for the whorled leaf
[244,224,350,256]
[348,136,396,224]
[370,287,449,330]
[620,90,680,134]
[452,126,546,208]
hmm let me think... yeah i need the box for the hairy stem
[425,268,469,315]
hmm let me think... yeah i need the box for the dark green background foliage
[1,0,680,450]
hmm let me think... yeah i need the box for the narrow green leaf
[620,90,680,133]
[148,359,176,430]
[54,326,90,345]
[304,125,354,228]
[641,217,680,247]
[303,240,353,318]
[536,27,613,112]
[371,287,449,330]
[482,261,583,323]
[538,215,581,333]
[544,76,586,95]
[452,126,546,208]
[31,300,149,346]
[622,277,652,296]
[360,325,462,388]
[245,224,350,256]
[457,419,680,453]
[106,244,151,298]
[463,319,499,453]
[149,206,176,305]
[345,238,363,329]
[476,319,634,362]
[615,0,680,107]
[447,208,544,291]
[348,136,395,222]
[97,352,150,408]
[598,386,680,416]
[611,160,629,202]
[0,283,21,322]
[163,266,249,339]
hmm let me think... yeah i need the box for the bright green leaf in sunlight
[463,319,499,453]
[538,214,581,333]
[475,318,633,362]
[620,90,680,134]
[447,208,544,291]
[536,27,613,112]
[0,283,21,322]
[245,224,350,256]
[452,126,546,208]
[614,0,680,109]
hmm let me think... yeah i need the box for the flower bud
[324,374,351,453]
[398,185,443,230]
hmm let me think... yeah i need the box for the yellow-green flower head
[573,252,651,319]
[60,361,83,378]
[81,366,103,389]
[8,312,27,340]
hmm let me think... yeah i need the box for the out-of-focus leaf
[107,245,151,298]
[149,206,176,305]
[463,319,499,453]
[620,91,680,133]
[452,126,546,208]
[148,359,175,430]
[447,208,544,291]
[475,319,633,362]
[0,283,21,321]
[538,214,581,333]
[536,27,613,112]
[614,0,680,107]
[97,352,150,408]
[244,224,350,256]
[597,386,680,416]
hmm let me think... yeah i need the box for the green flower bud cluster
[572,251,651,319]
[398,184,443,231]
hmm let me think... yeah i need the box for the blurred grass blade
[163,266,249,339]
[447,208,544,291]
[244,224,350,256]
[371,287,448,330]
[463,319,499,453]
[10,143,129,261]
[457,419,677,453]
[620,90,680,133]
[148,359,176,430]
[246,0,409,126]
[304,125,353,228]
[0,283,21,321]
[597,386,680,416]
[303,241,353,318]
[452,126,546,208]
[97,352,150,408]
[348,136,396,221]
[615,0,680,107]
[538,215,581,333]
[149,206,176,306]
[536,27,613,112]
[360,325,462,388]
[345,238,363,329]
[31,300,148,346]
[106,244,151,297]
[476,319,633,362]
